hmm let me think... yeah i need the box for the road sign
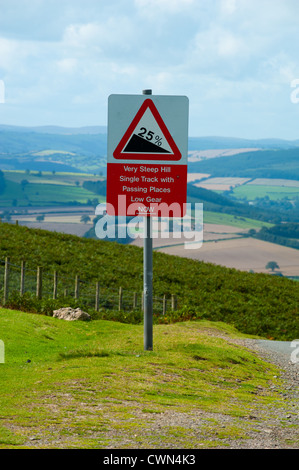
[113,99,181,161]
[107,94,189,217]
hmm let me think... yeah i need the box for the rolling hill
[188,148,299,180]
[1,124,299,175]
[0,126,107,174]
[0,222,299,341]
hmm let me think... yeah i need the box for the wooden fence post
[163,295,167,315]
[75,275,79,299]
[20,260,25,296]
[53,271,58,300]
[118,287,123,311]
[95,282,100,311]
[3,257,9,304]
[36,266,42,299]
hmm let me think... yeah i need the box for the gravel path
[214,336,299,449]
[107,335,299,450]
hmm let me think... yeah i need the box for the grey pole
[142,89,153,351]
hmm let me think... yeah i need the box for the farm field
[157,237,299,277]
[202,210,272,229]
[189,176,299,201]
[187,173,210,183]
[0,170,104,207]
[187,148,260,162]
[194,177,251,191]
[129,210,269,250]
[8,206,95,237]
[232,184,299,201]
[247,178,299,187]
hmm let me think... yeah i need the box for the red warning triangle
[113,99,182,161]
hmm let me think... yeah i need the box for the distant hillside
[1,124,299,174]
[0,124,107,134]
[0,127,107,174]
[188,136,299,151]
[189,148,299,180]
[187,183,299,223]
[83,182,284,243]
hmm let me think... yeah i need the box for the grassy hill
[0,308,289,449]
[0,128,107,174]
[0,223,298,340]
[189,148,299,180]
[2,124,299,175]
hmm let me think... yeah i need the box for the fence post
[171,294,177,311]
[142,291,144,311]
[36,266,42,299]
[75,275,79,299]
[163,295,167,315]
[95,281,100,311]
[20,260,25,296]
[119,287,123,311]
[3,257,9,304]
[53,271,58,300]
[64,288,68,298]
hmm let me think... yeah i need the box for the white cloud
[135,0,195,14]
[0,37,38,71]
[185,25,249,79]
[56,58,78,74]
[220,0,237,15]
[1,0,299,137]
[62,17,134,55]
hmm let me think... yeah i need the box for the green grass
[203,210,273,229]
[3,170,102,186]
[0,171,104,207]
[0,308,289,449]
[231,184,299,201]
[1,223,299,340]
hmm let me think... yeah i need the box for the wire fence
[0,257,179,316]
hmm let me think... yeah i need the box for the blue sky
[1,0,299,139]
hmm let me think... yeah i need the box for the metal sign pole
[142,89,153,351]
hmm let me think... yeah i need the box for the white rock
[53,307,91,321]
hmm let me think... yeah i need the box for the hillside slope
[2,309,296,449]
[189,148,299,180]
[0,223,298,340]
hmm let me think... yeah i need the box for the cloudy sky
[1,0,299,139]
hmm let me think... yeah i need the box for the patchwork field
[194,177,251,191]
[202,211,272,229]
[157,237,299,277]
[0,170,104,207]
[187,148,260,162]
[232,184,299,201]
[3,170,299,278]
[247,178,299,187]
[130,210,272,256]
[7,206,96,237]
[187,173,210,183]
[189,175,299,201]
